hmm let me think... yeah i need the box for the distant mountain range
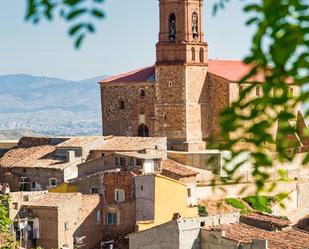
[0,74,109,139]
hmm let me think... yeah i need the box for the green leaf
[68,23,84,36]
[66,8,87,20]
[91,8,105,18]
[75,33,85,49]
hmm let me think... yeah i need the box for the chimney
[66,150,75,162]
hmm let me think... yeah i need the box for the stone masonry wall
[101,82,156,137]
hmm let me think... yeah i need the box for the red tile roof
[99,66,155,84]
[207,60,265,82]
[99,60,266,84]
[162,159,198,177]
[205,223,309,249]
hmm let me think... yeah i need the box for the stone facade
[100,0,305,152]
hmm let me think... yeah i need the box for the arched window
[169,13,176,42]
[119,100,124,110]
[138,124,149,137]
[191,47,195,61]
[139,89,145,98]
[192,12,198,39]
[199,48,204,63]
[140,107,145,114]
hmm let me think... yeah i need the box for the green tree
[0,195,14,249]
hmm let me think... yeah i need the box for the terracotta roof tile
[56,136,104,148]
[99,66,155,84]
[206,223,309,249]
[0,145,73,170]
[94,136,166,151]
[162,159,198,177]
[25,192,80,208]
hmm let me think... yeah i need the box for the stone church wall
[101,82,156,137]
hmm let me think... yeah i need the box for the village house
[8,191,103,249]
[77,136,167,177]
[129,211,309,249]
[0,136,105,192]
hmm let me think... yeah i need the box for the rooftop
[25,192,80,208]
[205,223,309,249]
[94,136,166,152]
[162,159,198,177]
[99,66,155,84]
[99,60,268,84]
[0,144,75,170]
[56,136,104,148]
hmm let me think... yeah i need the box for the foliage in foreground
[213,0,309,195]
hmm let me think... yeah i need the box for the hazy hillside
[0,74,108,138]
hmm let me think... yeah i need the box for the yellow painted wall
[49,183,77,193]
[138,174,198,230]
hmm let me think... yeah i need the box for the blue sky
[0,0,254,81]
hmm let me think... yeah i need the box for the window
[168,81,173,87]
[119,100,125,110]
[27,209,33,215]
[12,202,18,210]
[129,157,134,166]
[192,12,198,38]
[96,210,101,224]
[49,178,57,188]
[187,188,191,197]
[169,13,176,41]
[101,153,105,157]
[140,107,145,115]
[23,195,29,202]
[140,185,144,191]
[91,187,98,194]
[115,189,125,202]
[64,221,69,230]
[139,89,145,98]
[115,157,119,166]
[199,48,204,63]
[200,221,205,227]
[31,182,36,189]
[120,157,126,167]
[136,159,143,166]
[107,213,117,225]
[191,47,195,61]
[256,86,261,96]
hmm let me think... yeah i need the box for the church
[99,0,303,152]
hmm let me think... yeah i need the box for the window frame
[114,189,125,203]
[106,212,117,225]
[49,178,57,188]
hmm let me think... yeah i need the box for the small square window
[23,195,29,202]
[49,178,57,188]
[136,159,143,166]
[141,185,144,191]
[107,213,117,225]
[91,187,99,194]
[200,221,205,227]
[12,202,18,210]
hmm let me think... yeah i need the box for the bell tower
[155,0,208,151]
[156,0,208,65]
